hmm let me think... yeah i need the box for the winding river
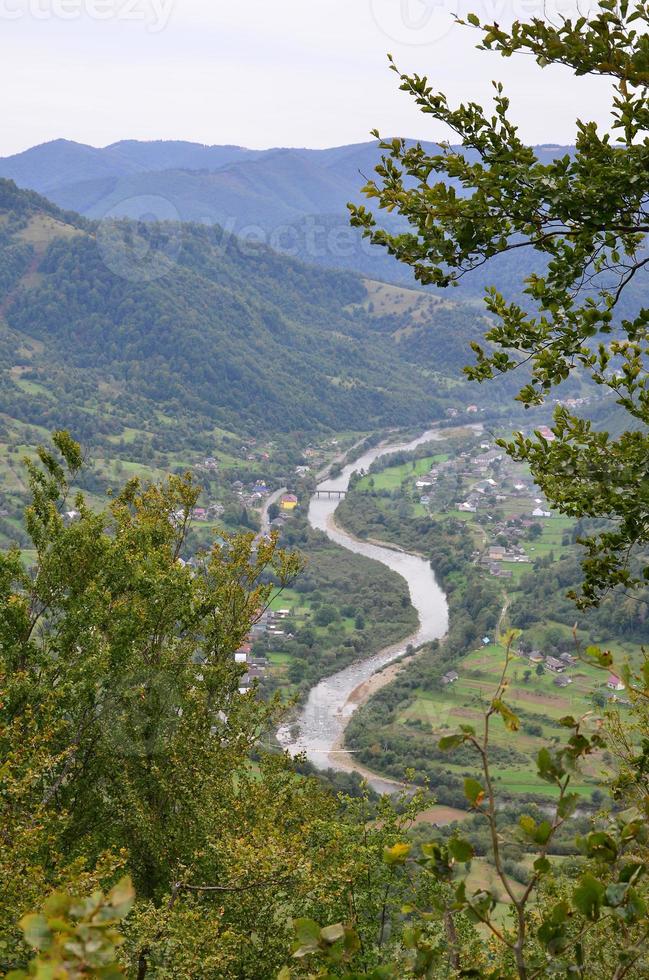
[277,428,450,793]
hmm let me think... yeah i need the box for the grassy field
[356,453,448,492]
[394,637,620,797]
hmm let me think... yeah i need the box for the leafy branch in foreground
[288,637,649,978]
[7,878,134,979]
[349,0,649,606]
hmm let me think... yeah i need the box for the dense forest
[0,179,494,448]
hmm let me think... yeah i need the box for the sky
[0,0,614,156]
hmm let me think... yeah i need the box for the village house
[280,493,298,511]
[489,564,513,578]
[441,670,459,686]
[545,656,566,673]
[554,675,572,688]
[607,674,626,692]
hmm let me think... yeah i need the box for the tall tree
[349,0,649,606]
[1,433,445,978]
[0,432,312,975]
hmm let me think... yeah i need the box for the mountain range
[0,139,573,289]
[0,177,490,458]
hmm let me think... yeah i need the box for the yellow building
[280,493,298,511]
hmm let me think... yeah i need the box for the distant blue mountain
[0,138,575,289]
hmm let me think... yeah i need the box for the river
[277,427,450,793]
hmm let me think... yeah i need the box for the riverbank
[277,426,449,793]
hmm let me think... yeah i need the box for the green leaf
[448,837,474,863]
[292,917,321,955]
[537,747,564,784]
[107,877,135,918]
[533,820,552,845]
[537,902,570,956]
[519,814,536,837]
[559,715,577,728]
[459,724,476,735]
[320,923,345,945]
[438,733,465,751]
[491,698,519,731]
[579,831,618,862]
[20,914,52,952]
[463,777,485,807]
[557,793,580,819]
[343,927,361,956]
[383,842,411,866]
[585,645,613,668]
[573,874,606,921]
[619,861,645,884]
[42,893,71,918]
[605,882,629,908]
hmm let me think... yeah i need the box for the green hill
[0,179,487,452]
[0,139,577,295]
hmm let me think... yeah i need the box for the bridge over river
[314,488,346,499]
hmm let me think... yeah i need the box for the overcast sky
[1,0,613,156]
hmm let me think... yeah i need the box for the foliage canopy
[349,0,649,606]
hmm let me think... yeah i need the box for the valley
[4,0,649,971]
[1,175,641,817]
[329,427,646,807]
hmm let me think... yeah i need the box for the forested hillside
[0,178,488,449]
[0,139,578,292]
